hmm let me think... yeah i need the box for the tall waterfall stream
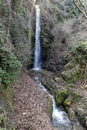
[33,5,41,70]
[33,5,72,130]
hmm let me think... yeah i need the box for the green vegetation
[0,1,8,17]
[71,91,82,103]
[46,96,53,118]
[64,98,71,107]
[0,86,13,110]
[74,108,86,127]
[61,41,87,82]
[0,108,15,130]
[6,86,13,110]
[55,88,68,106]
[0,48,22,87]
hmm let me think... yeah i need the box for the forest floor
[12,70,55,130]
[0,70,55,130]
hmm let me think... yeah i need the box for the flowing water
[34,77,72,130]
[33,5,41,70]
[33,5,72,130]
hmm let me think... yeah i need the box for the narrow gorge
[0,0,87,130]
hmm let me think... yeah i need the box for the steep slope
[12,71,54,130]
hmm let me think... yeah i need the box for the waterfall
[33,5,41,70]
[33,4,72,130]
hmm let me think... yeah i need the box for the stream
[34,76,72,130]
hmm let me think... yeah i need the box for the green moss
[62,64,81,82]
[46,96,52,118]
[55,88,68,106]
[64,98,71,107]
[61,41,87,83]
[42,80,55,94]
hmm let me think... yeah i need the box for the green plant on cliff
[61,41,87,82]
[0,48,22,87]
[0,0,8,17]
[0,108,15,130]
[55,88,68,106]
[46,96,53,118]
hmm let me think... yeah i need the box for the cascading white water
[33,5,41,70]
[34,77,72,130]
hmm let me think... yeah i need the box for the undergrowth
[0,48,22,87]
[0,108,15,130]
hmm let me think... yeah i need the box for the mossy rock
[46,96,53,118]
[64,98,71,107]
[61,64,81,82]
[61,41,87,83]
[42,79,56,94]
[55,88,68,106]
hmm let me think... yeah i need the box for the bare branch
[79,0,87,15]
[73,0,87,19]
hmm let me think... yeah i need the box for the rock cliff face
[0,0,35,66]
[1,0,87,70]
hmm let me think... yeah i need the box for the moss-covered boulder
[64,98,71,107]
[61,41,87,82]
[55,88,68,106]
[42,78,56,94]
[61,64,81,82]
[46,96,53,118]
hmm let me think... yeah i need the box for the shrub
[0,48,22,87]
